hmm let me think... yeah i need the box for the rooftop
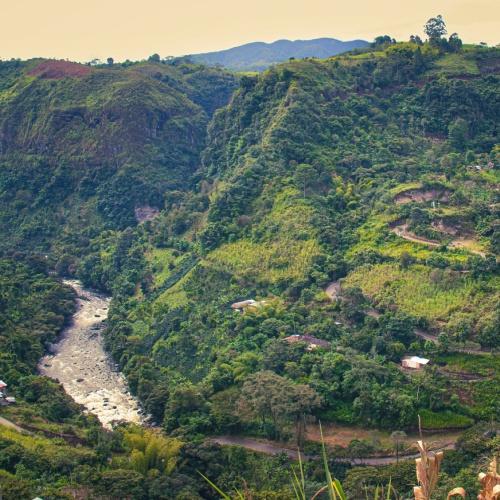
[403,356,430,365]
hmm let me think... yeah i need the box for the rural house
[0,380,15,405]
[231,299,266,312]
[401,356,430,370]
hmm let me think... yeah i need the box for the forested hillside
[96,40,499,424]
[0,25,499,499]
[0,58,236,253]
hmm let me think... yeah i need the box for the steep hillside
[1,40,499,498]
[188,37,369,71]
[0,58,237,255]
[80,43,500,442]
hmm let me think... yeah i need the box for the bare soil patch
[395,189,451,205]
[306,423,461,451]
[135,206,160,223]
[28,60,92,79]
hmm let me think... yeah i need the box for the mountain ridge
[0,39,499,499]
[188,36,370,71]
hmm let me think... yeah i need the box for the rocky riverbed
[39,280,142,429]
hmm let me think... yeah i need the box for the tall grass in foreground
[200,423,395,499]
[201,418,499,499]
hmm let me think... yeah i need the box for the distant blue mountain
[188,37,370,71]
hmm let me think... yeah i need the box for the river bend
[39,280,141,429]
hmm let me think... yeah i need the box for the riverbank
[38,280,142,429]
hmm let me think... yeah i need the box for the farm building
[0,380,15,405]
[402,356,430,370]
[231,299,266,312]
[283,335,331,351]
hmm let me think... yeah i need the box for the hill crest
[188,37,370,71]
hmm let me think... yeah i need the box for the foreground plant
[201,421,497,499]
[413,439,445,499]
[478,458,500,500]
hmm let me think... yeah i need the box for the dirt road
[392,224,486,257]
[391,224,440,247]
[211,435,455,465]
[0,416,30,434]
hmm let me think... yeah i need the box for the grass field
[347,213,472,263]
[344,263,498,328]
[207,238,320,284]
[207,187,321,284]
[146,247,184,288]
[418,409,474,430]
[434,353,500,421]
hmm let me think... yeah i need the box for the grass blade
[319,421,337,499]
[198,471,232,500]
[386,477,392,500]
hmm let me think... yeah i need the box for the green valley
[0,18,499,499]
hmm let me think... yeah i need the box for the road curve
[210,436,455,466]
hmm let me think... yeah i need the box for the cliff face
[0,59,237,245]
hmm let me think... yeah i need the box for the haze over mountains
[0,12,499,498]
[188,37,370,71]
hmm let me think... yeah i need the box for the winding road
[211,436,455,465]
[391,223,486,257]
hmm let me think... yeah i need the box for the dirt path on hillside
[413,328,488,355]
[325,280,341,300]
[449,238,486,257]
[391,224,440,247]
[391,224,486,257]
[39,281,142,429]
[0,416,31,434]
[211,435,455,465]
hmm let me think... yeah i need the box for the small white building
[231,299,266,312]
[0,380,7,390]
[402,356,430,370]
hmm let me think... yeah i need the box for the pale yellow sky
[1,0,499,62]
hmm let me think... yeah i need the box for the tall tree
[237,371,322,445]
[424,15,447,45]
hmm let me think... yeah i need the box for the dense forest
[0,16,499,499]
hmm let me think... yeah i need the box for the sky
[1,0,499,62]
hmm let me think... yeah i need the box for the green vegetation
[0,17,499,498]
[418,409,474,429]
[0,258,75,384]
[0,58,237,253]
[344,263,498,340]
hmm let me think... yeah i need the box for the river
[39,280,142,429]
